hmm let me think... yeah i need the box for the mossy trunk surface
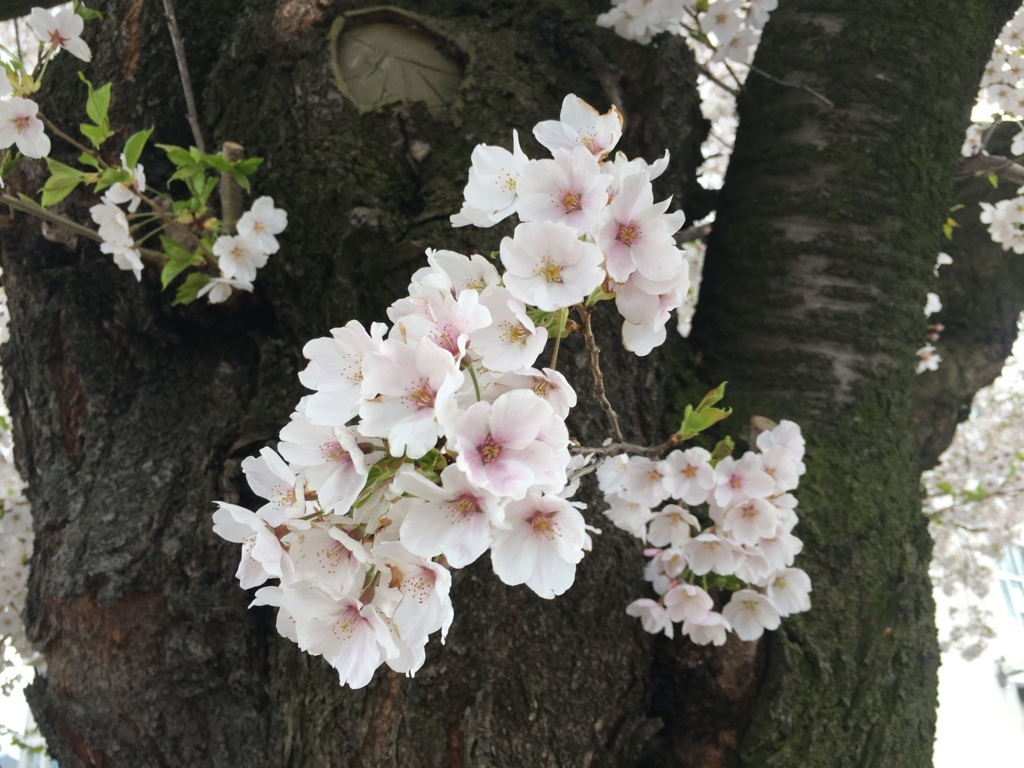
[0,0,1015,766]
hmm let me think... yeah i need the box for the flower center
[409,382,436,408]
[617,223,641,246]
[501,322,529,345]
[450,494,479,519]
[479,434,502,464]
[529,511,557,539]
[729,475,743,489]
[683,465,697,478]
[539,257,563,283]
[12,115,30,134]
[531,379,551,397]
[560,189,582,213]
[49,30,67,46]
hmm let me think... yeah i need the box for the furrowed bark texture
[687,1,1019,766]
[0,1,713,766]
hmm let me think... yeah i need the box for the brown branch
[576,303,624,444]
[218,141,244,235]
[574,433,682,459]
[39,114,107,168]
[1,194,165,264]
[677,223,711,243]
[161,0,206,153]
[749,65,834,109]
[957,153,1024,187]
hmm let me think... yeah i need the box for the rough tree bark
[0,0,1015,767]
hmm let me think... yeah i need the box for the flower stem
[467,362,482,403]
[549,307,568,371]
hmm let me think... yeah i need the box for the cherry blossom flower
[470,286,548,372]
[423,249,500,295]
[238,196,289,254]
[299,320,386,427]
[241,447,307,525]
[603,492,653,539]
[663,447,715,504]
[100,240,144,281]
[451,130,530,227]
[534,94,623,160]
[622,456,670,508]
[278,415,370,514]
[713,453,775,508]
[104,162,146,212]
[647,504,700,548]
[595,171,686,283]
[212,502,294,589]
[89,201,131,245]
[683,611,731,646]
[286,523,368,594]
[213,234,268,283]
[491,492,588,598]
[516,146,611,234]
[197,276,254,304]
[284,586,398,688]
[28,6,91,61]
[448,390,567,500]
[721,589,781,641]
[0,97,50,159]
[626,598,673,637]
[916,343,942,374]
[396,466,506,568]
[373,541,454,643]
[767,568,812,617]
[924,292,942,318]
[500,221,605,312]
[359,337,464,459]
[664,583,714,624]
[683,533,738,575]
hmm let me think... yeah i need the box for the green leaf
[197,174,219,205]
[158,235,194,263]
[200,152,233,173]
[77,153,99,169]
[232,157,263,176]
[948,203,966,213]
[76,2,103,20]
[93,166,131,193]
[80,122,113,150]
[16,193,43,210]
[41,159,86,207]
[709,436,734,465]
[123,128,153,170]
[694,382,728,412]
[156,144,196,168]
[160,259,194,289]
[172,273,211,306]
[988,172,1000,188]
[937,481,954,494]
[232,171,251,193]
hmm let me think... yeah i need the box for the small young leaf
[93,166,131,193]
[197,174,219,205]
[172,272,211,305]
[160,259,193,289]
[232,171,251,193]
[694,382,728,412]
[123,128,153,170]
[988,172,1000,188]
[232,157,263,176]
[76,2,103,20]
[158,235,194,264]
[77,152,99,169]
[41,178,82,207]
[710,436,735,465]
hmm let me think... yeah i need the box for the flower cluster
[451,93,691,355]
[597,0,776,65]
[915,253,952,374]
[925,345,1024,658]
[602,420,811,644]
[213,94,810,688]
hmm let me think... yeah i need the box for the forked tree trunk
[0,1,1014,767]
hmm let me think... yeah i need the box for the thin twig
[749,65,834,109]
[677,223,712,243]
[1,194,166,264]
[574,433,682,459]
[576,303,624,444]
[161,0,206,153]
[696,62,740,97]
[40,115,107,167]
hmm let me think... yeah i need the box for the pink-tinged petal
[489,390,551,448]
[526,553,576,599]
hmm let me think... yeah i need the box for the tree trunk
[0,0,1015,767]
